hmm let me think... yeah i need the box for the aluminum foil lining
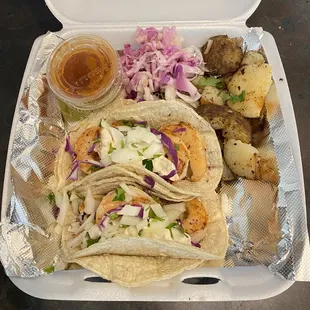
[0,29,309,281]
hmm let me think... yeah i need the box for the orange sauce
[54,48,114,98]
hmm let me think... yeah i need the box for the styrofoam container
[3,0,306,301]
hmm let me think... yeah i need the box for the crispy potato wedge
[200,86,226,106]
[202,35,244,75]
[224,139,260,179]
[227,64,273,118]
[196,104,252,144]
[241,51,265,66]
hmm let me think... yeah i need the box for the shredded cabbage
[120,27,203,105]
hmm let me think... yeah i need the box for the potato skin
[202,35,244,76]
[227,63,273,118]
[196,103,252,144]
[241,51,265,66]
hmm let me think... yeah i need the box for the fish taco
[60,182,228,261]
[54,100,223,196]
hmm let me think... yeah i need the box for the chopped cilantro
[46,193,55,205]
[165,222,186,239]
[142,146,149,152]
[198,76,223,90]
[87,237,100,248]
[153,153,162,159]
[230,90,246,104]
[109,212,119,220]
[121,140,125,149]
[112,187,126,201]
[92,137,101,144]
[132,143,138,148]
[174,144,180,151]
[121,120,133,127]
[142,159,153,171]
[108,143,116,154]
[137,150,144,156]
[44,265,55,274]
[76,193,85,200]
[149,208,164,222]
[120,224,129,228]
[88,165,102,172]
[222,90,246,104]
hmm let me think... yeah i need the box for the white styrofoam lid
[46,0,261,25]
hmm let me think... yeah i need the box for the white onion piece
[110,127,125,148]
[57,191,69,226]
[100,155,112,167]
[111,148,140,163]
[71,199,81,216]
[148,218,170,230]
[75,213,95,234]
[102,223,119,238]
[120,216,142,226]
[84,222,94,232]
[68,231,87,249]
[136,219,148,232]
[152,156,179,181]
[68,222,80,232]
[70,191,79,202]
[116,126,132,132]
[165,209,183,222]
[88,224,102,239]
[143,142,164,158]
[150,203,167,218]
[163,203,186,213]
[124,226,139,237]
[120,183,138,198]
[126,127,160,144]
[84,188,99,214]
[117,205,141,217]
[100,120,112,132]
[143,205,150,219]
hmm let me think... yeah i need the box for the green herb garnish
[46,193,55,205]
[87,237,100,248]
[174,144,180,151]
[121,140,125,149]
[93,137,101,144]
[142,146,149,152]
[109,213,119,220]
[165,222,186,239]
[120,224,129,228]
[44,265,55,274]
[148,208,164,222]
[153,153,162,159]
[88,165,102,172]
[112,187,126,201]
[137,150,144,156]
[108,143,116,154]
[222,90,246,104]
[76,193,85,200]
[198,76,223,90]
[132,143,138,148]
[142,159,153,171]
[121,120,133,127]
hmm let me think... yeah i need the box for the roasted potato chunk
[200,86,226,105]
[222,159,236,181]
[196,104,252,144]
[241,51,265,66]
[227,64,273,118]
[202,35,244,75]
[224,139,260,179]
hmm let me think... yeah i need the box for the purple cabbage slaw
[120,26,203,104]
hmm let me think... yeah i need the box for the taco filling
[66,120,206,183]
[66,184,208,251]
